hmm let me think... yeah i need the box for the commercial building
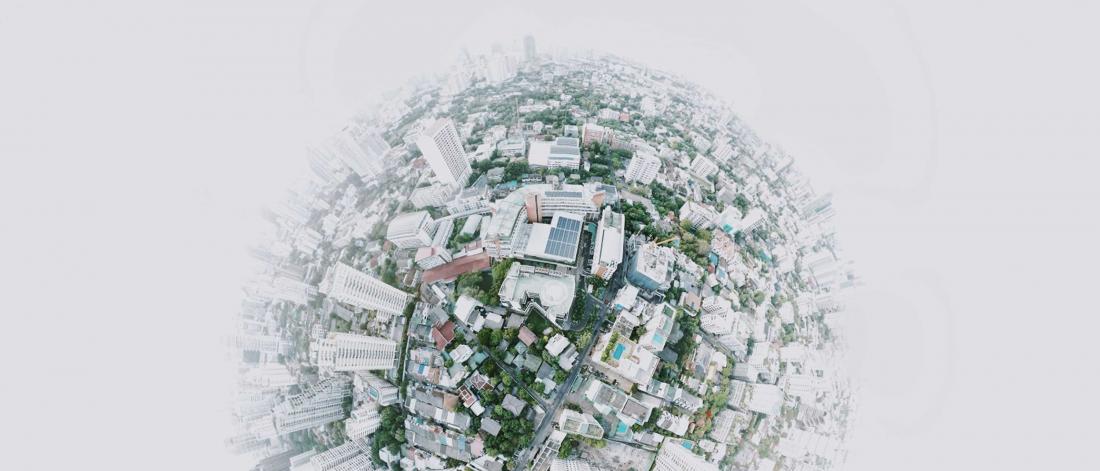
[386,211,435,249]
[318,263,411,316]
[311,333,400,371]
[624,152,662,184]
[417,118,472,185]
[528,137,581,169]
[591,206,624,279]
[483,190,528,259]
[497,263,576,327]
[521,212,585,265]
[523,183,604,220]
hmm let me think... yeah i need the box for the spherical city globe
[230,43,855,471]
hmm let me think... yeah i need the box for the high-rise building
[271,376,351,435]
[591,206,624,280]
[309,442,363,471]
[678,200,718,228]
[309,126,391,180]
[355,371,401,406]
[410,183,459,209]
[345,405,381,442]
[689,155,719,179]
[626,240,675,291]
[624,152,662,184]
[311,333,399,371]
[386,211,435,249]
[652,439,719,471]
[417,118,471,185]
[524,35,537,62]
[318,263,410,316]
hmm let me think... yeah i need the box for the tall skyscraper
[524,35,537,62]
[270,376,351,435]
[318,262,410,316]
[652,439,719,471]
[309,442,364,471]
[345,405,381,442]
[416,118,471,185]
[309,125,390,180]
[624,152,662,184]
[311,332,399,371]
[386,211,435,249]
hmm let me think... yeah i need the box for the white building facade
[625,152,662,184]
[319,263,410,316]
[417,118,471,185]
[311,333,400,371]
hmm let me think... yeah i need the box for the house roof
[518,326,537,346]
[432,321,456,350]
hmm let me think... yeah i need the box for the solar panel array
[544,216,582,259]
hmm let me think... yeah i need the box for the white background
[1,1,1097,469]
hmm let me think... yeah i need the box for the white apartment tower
[689,155,720,179]
[310,126,391,180]
[625,152,662,184]
[653,439,720,471]
[318,262,410,316]
[345,405,381,442]
[417,118,471,185]
[312,333,399,371]
[679,201,718,228]
[271,376,351,435]
[386,211,435,249]
[309,442,364,471]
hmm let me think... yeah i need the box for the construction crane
[655,236,679,246]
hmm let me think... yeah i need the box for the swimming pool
[612,343,626,360]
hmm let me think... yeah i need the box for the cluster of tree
[481,409,535,457]
[380,259,399,287]
[649,182,685,217]
[455,260,512,305]
[670,314,699,367]
[502,161,530,182]
[456,271,494,304]
[557,436,579,458]
[677,221,714,266]
[370,406,406,465]
[600,331,621,362]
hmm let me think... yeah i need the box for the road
[511,269,624,470]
